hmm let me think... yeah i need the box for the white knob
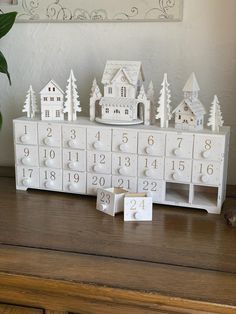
[93,164,103,173]
[21,157,32,166]
[172,172,180,181]
[43,137,54,146]
[145,146,154,155]
[173,148,182,157]
[119,143,129,152]
[98,204,107,212]
[20,135,30,144]
[22,178,30,187]
[134,212,143,220]
[44,181,54,188]
[202,150,210,159]
[201,175,209,183]
[145,169,153,178]
[68,162,79,170]
[93,141,102,150]
[68,139,79,148]
[44,159,54,167]
[118,167,128,175]
[68,183,78,192]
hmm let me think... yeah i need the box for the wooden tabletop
[0,177,235,313]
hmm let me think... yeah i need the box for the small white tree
[90,78,102,121]
[64,70,82,121]
[22,85,38,118]
[147,80,157,125]
[147,81,154,103]
[138,84,148,101]
[156,73,172,128]
[207,95,224,132]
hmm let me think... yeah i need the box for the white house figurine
[207,95,224,132]
[22,85,38,119]
[173,73,206,130]
[96,187,128,216]
[40,80,64,121]
[124,193,153,221]
[90,61,151,125]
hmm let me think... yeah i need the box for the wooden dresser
[0,177,235,314]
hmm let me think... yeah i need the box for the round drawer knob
[44,181,55,188]
[93,165,103,173]
[44,159,54,167]
[43,137,54,146]
[119,143,129,152]
[68,161,79,170]
[68,183,78,192]
[68,139,79,148]
[22,178,31,187]
[201,175,209,183]
[145,146,154,155]
[21,157,32,166]
[134,212,143,220]
[20,135,30,144]
[172,172,180,181]
[93,141,102,150]
[202,150,210,159]
[145,169,153,178]
[98,204,107,212]
[173,148,182,157]
[118,167,128,176]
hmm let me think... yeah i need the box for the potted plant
[0,11,17,129]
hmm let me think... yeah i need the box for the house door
[113,109,121,120]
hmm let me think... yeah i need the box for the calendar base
[95,117,143,125]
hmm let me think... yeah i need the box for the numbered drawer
[138,132,165,156]
[87,173,112,195]
[62,125,86,149]
[166,133,194,159]
[87,151,111,174]
[63,149,86,171]
[165,158,192,183]
[138,156,164,179]
[38,123,61,147]
[16,166,39,189]
[40,168,62,191]
[63,171,86,194]
[14,121,38,145]
[39,147,62,169]
[112,176,137,192]
[112,129,137,154]
[194,134,225,161]
[112,153,137,177]
[138,179,164,203]
[87,128,111,151]
[192,161,221,186]
[15,145,39,167]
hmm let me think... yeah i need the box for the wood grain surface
[0,304,43,313]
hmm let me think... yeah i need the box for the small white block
[124,193,153,222]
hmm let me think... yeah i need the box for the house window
[108,87,112,94]
[56,110,60,118]
[50,97,54,101]
[179,115,181,120]
[45,110,50,118]
[125,109,129,115]
[105,108,109,113]
[114,109,120,114]
[53,87,55,91]
[43,97,48,101]
[121,86,127,97]
[48,87,51,92]
[57,97,61,101]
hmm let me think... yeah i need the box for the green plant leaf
[0,50,11,85]
[0,12,17,39]
[0,112,2,130]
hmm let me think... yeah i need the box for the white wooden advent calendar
[13,116,230,214]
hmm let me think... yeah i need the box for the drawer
[15,145,39,167]
[112,153,137,177]
[112,129,137,153]
[194,134,225,161]
[16,166,39,189]
[40,168,62,191]
[112,175,137,192]
[192,160,221,186]
[62,125,86,149]
[138,179,164,203]
[87,127,111,151]
[39,147,62,169]
[87,151,111,174]
[63,170,86,194]
[87,173,112,195]
[138,156,164,179]
[138,131,165,156]
[166,133,194,159]
[165,158,192,183]
[38,123,61,147]
[14,121,38,145]
[63,149,86,171]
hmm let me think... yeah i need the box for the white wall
[0,0,236,183]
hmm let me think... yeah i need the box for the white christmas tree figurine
[138,84,148,101]
[22,85,38,119]
[156,73,172,128]
[64,70,82,121]
[90,78,102,121]
[207,95,224,132]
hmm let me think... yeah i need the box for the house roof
[173,99,206,116]
[99,97,137,108]
[183,73,200,92]
[101,61,144,86]
[40,80,64,94]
